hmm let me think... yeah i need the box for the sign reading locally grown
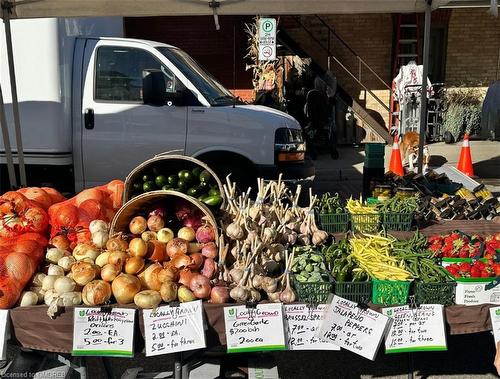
[258,18,277,61]
[382,304,447,353]
[72,307,135,357]
[318,295,390,360]
[284,304,340,351]
[143,300,206,356]
[224,303,286,353]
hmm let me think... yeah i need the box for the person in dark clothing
[284,67,306,127]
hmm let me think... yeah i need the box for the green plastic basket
[293,276,333,304]
[350,213,381,233]
[414,281,456,306]
[334,280,372,303]
[372,280,411,306]
[382,212,414,231]
[318,213,350,234]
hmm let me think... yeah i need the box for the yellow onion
[112,274,141,304]
[71,261,97,286]
[158,265,179,283]
[147,240,167,262]
[125,256,145,275]
[178,227,196,242]
[73,244,100,261]
[129,238,148,258]
[129,216,147,235]
[178,285,196,303]
[134,290,162,309]
[95,251,111,267]
[141,231,157,242]
[140,263,163,291]
[108,251,128,266]
[100,263,121,282]
[82,280,112,306]
[147,215,164,232]
[160,281,178,303]
[106,236,129,252]
[171,253,191,269]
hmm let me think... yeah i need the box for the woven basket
[110,190,218,239]
[123,153,224,206]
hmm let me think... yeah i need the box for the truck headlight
[275,128,305,163]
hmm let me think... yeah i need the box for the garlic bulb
[19,291,39,306]
[42,275,60,291]
[312,230,328,246]
[226,222,245,240]
[92,230,109,249]
[48,264,65,276]
[59,292,82,306]
[89,220,109,234]
[29,287,46,303]
[31,272,46,287]
[58,256,76,272]
[54,276,76,294]
[46,248,68,264]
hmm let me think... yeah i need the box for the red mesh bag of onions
[0,233,47,308]
[48,180,124,246]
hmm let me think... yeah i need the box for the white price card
[489,306,500,344]
[0,310,9,360]
[382,304,447,353]
[72,308,135,357]
[224,303,286,353]
[318,295,391,360]
[143,300,206,356]
[284,304,340,351]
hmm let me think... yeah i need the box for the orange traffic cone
[388,135,405,176]
[457,133,474,176]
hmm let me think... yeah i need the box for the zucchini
[202,194,222,207]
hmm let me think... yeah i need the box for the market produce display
[346,198,380,233]
[427,231,500,259]
[445,259,499,279]
[316,192,346,215]
[131,166,222,208]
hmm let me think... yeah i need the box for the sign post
[258,18,277,61]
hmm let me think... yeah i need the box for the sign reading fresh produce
[382,305,447,353]
[318,295,390,360]
[284,304,340,351]
[143,300,206,356]
[72,307,135,357]
[224,303,286,353]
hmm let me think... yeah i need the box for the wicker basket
[123,153,224,206]
[110,190,218,238]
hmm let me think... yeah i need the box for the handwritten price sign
[72,308,135,357]
[143,300,206,356]
[284,304,340,351]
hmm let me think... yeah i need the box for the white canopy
[2,0,450,19]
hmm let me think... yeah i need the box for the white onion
[46,248,68,264]
[48,264,65,276]
[58,256,76,272]
[89,220,109,234]
[42,275,61,291]
[19,291,39,307]
[92,230,109,249]
[54,276,76,294]
[29,287,46,303]
[59,292,82,306]
[44,289,59,306]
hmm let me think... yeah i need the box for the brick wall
[446,9,500,88]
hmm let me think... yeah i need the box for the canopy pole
[0,84,17,189]
[2,1,27,187]
[417,0,432,174]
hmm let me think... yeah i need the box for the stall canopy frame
[1,0,497,188]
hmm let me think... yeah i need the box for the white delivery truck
[0,17,313,192]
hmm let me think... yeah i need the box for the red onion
[201,257,217,279]
[189,274,211,299]
[182,214,202,230]
[175,203,193,221]
[201,242,218,259]
[210,286,229,304]
[196,224,215,243]
[149,207,167,218]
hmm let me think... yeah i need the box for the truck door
[81,40,188,187]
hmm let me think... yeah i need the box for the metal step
[399,39,418,44]
[400,24,417,28]
[398,53,419,58]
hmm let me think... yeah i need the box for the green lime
[177,179,187,190]
[199,170,212,183]
[142,174,152,182]
[179,170,195,184]
[155,175,168,187]
[162,185,171,191]
[143,181,156,192]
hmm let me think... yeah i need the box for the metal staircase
[280,15,392,143]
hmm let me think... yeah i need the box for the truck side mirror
[143,70,167,106]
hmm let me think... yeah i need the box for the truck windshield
[157,47,241,106]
